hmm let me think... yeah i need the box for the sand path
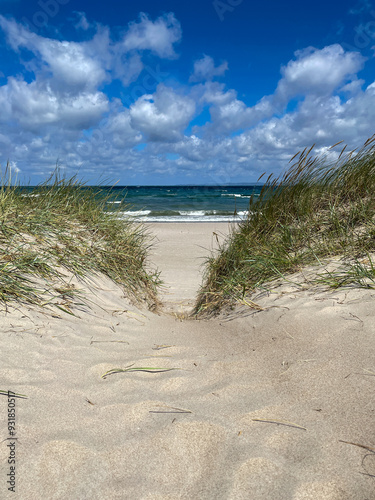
[0,223,374,499]
[148,222,232,312]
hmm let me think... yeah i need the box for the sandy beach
[147,222,234,311]
[1,222,375,499]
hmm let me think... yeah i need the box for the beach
[1,222,375,499]
[147,222,234,311]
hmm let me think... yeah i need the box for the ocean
[20,185,263,223]
[103,185,262,222]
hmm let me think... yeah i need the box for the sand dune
[1,223,374,499]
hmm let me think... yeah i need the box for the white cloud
[275,44,366,103]
[0,77,109,132]
[0,13,182,91]
[0,12,375,184]
[74,12,90,31]
[104,108,143,148]
[339,78,365,94]
[8,160,20,174]
[232,80,375,174]
[121,13,182,59]
[0,13,184,153]
[130,85,195,142]
[112,52,144,87]
[0,16,108,91]
[190,45,367,139]
[189,55,228,82]
[192,82,273,136]
[37,38,108,91]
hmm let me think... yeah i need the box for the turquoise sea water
[104,185,262,222]
[21,185,263,222]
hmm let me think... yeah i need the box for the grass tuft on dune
[195,135,375,315]
[0,168,160,311]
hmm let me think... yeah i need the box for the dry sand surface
[1,223,375,499]
[147,222,233,310]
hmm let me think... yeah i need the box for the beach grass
[195,135,375,315]
[0,168,160,311]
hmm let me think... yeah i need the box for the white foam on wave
[221,193,251,198]
[179,210,206,216]
[117,211,248,223]
[123,210,151,216]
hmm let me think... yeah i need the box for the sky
[0,0,375,185]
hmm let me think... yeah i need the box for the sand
[1,223,374,499]
[147,222,234,310]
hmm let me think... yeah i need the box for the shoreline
[138,218,243,224]
[133,220,239,224]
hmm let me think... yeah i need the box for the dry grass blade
[362,368,375,376]
[289,150,301,163]
[55,304,76,316]
[329,140,344,150]
[252,418,307,431]
[90,340,129,345]
[359,472,375,478]
[0,390,28,399]
[339,440,375,453]
[148,354,172,357]
[239,297,264,310]
[101,363,180,379]
[149,405,192,414]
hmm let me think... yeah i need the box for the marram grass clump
[195,135,375,315]
[0,169,160,312]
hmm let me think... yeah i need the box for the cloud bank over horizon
[0,11,374,185]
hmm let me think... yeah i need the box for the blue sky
[0,0,375,185]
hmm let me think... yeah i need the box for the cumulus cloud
[121,13,182,58]
[104,108,143,148]
[0,13,184,138]
[190,44,368,141]
[275,44,366,103]
[232,79,375,174]
[189,55,228,82]
[112,52,144,87]
[192,82,273,136]
[74,12,90,31]
[130,85,195,142]
[0,16,108,91]
[0,13,182,91]
[0,12,375,184]
[0,77,109,132]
